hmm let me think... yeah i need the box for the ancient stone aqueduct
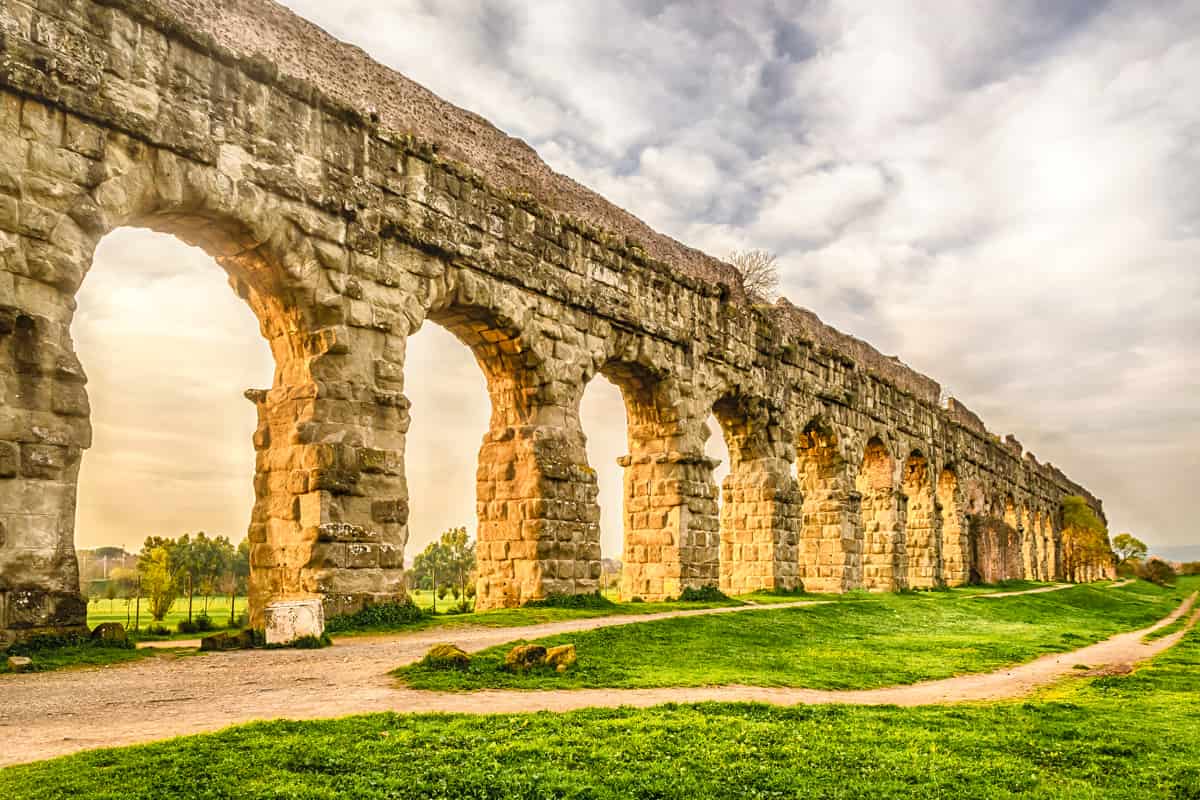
[0,0,1107,644]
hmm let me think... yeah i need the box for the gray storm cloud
[76,0,1199,558]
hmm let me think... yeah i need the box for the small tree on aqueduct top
[729,249,780,301]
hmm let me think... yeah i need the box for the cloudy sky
[75,0,1199,560]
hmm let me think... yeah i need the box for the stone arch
[712,393,800,596]
[598,358,721,602]
[936,466,969,586]
[857,436,905,591]
[1,131,410,636]
[902,450,942,588]
[795,418,860,592]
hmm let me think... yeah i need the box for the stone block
[264,598,325,645]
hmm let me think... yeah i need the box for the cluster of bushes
[6,633,133,657]
[524,591,616,610]
[673,585,730,603]
[325,599,427,633]
[1135,558,1178,587]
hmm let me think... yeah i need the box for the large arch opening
[73,228,274,632]
[857,436,904,591]
[795,419,857,593]
[711,395,799,596]
[401,318,489,610]
[579,372,626,598]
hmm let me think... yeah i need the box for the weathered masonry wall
[0,0,1105,643]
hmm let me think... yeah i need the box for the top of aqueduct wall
[79,0,1099,510]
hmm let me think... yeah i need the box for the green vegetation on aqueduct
[397,580,1191,691]
[3,612,1198,799]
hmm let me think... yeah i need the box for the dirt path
[1,594,1193,768]
[972,583,1072,598]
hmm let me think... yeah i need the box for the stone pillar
[619,451,720,601]
[719,456,801,596]
[902,455,942,588]
[1019,506,1040,581]
[937,469,970,586]
[0,275,92,646]
[475,423,601,609]
[243,329,410,629]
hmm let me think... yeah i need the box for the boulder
[545,644,576,672]
[200,630,256,652]
[422,643,470,670]
[503,643,547,672]
[90,622,127,645]
[6,656,33,673]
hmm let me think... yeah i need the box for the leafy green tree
[410,527,477,611]
[198,535,235,615]
[1136,557,1177,586]
[221,539,251,626]
[439,526,476,604]
[412,540,450,612]
[1060,496,1114,581]
[138,546,179,621]
[168,533,211,623]
[110,567,138,626]
[1111,533,1148,566]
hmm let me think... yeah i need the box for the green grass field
[87,596,248,639]
[396,579,1193,691]
[4,610,1197,798]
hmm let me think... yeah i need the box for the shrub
[194,615,214,632]
[1136,558,1177,587]
[5,633,133,658]
[146,624,171,637]
[524,591,615,610]
[325,599,426,633]
[676,585,729,603]
[421,643,471,670]
[290,634,333,649]
[177,620,199,635]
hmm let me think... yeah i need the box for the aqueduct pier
[0,0,1105,643]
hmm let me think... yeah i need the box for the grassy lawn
[87,596,248,641]
[3,624,1198,798]
[0,641,201,675]
[396,579,1194,691]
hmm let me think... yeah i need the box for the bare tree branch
[728,249,780,301]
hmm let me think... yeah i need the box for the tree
[221,539,251,627]
[110,567,138,627]
[729,249,780,301]
[168,533,215,622]
[411,540,450,612]
[1060,496,1114,582]
[439,526,477,605]
[1136,558,1177,587]
[198,535,235,616]
[1111,533,1147,566]
[138,546,179,621]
